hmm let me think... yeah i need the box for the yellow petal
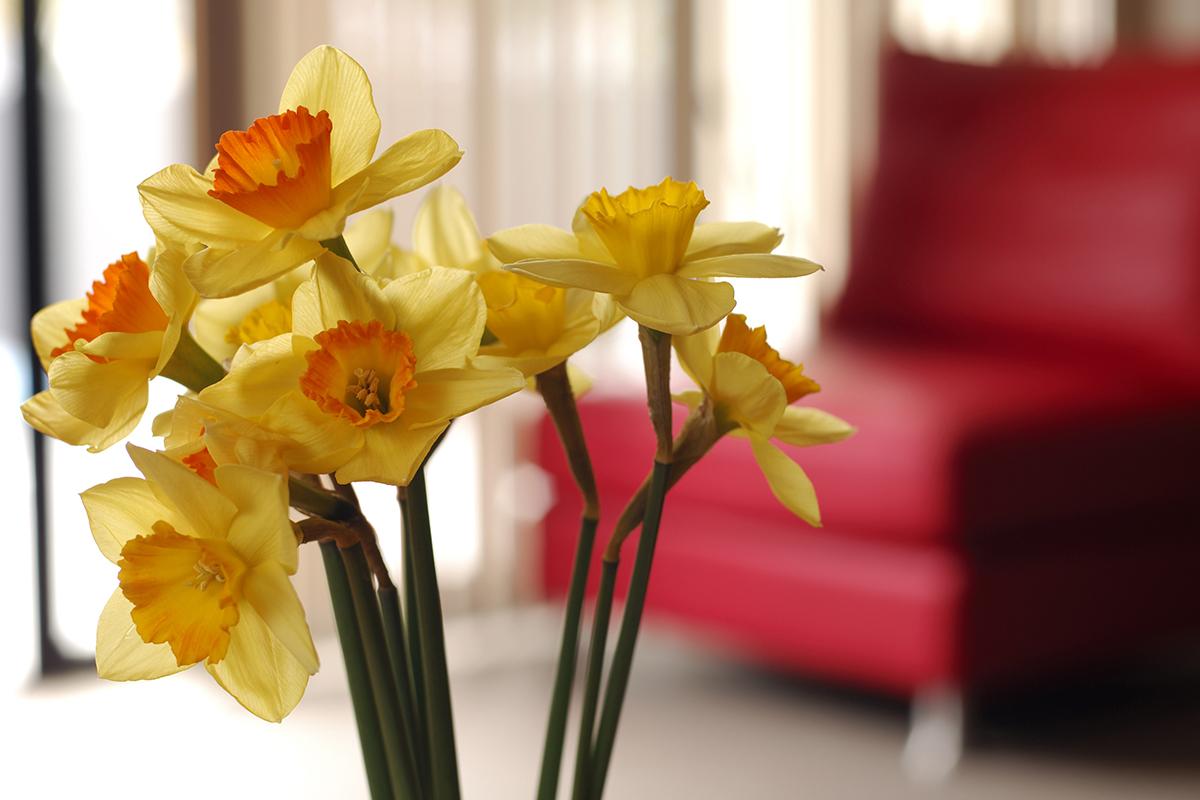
[618,274,734,336]
[184,231,324,299]
[96,588,190,681]
[199,334,306,418]
[403,366,526,427]
[711,352,786,436]
[672,390,706,411]
[82,477,180,564]
[683,221,783,261]
[413,184,488,270]
[192,283,282,363]
[382,268,486,371]
[242,562,319,674]
[21,390,140,452]
[294,173,368,241]
[206,599,311,722]
[350,129,463,213]
[279,45,380,185]
[292,254,395,337]
[139,164,272,247]
[333,420,446,485]
[673,326,720,392]
[77,330,163,362]
[772,406,856,447]
[571,204,614,263]
[127,445,237,540]
[31,298,86,370]
[749,434,821,526]
[48,351,149,428]
[215,465,296,571]
[676,253,821,279]
[344,208,397,274]
[487,224,585,264]
[256,391,366,474]
[507,259,637,295]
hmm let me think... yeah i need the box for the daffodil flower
[487,177,821,336]
[82,445,318,722]
[674,314,854,525]
[190,208,420,364]
[139,45,463,298]
[195,255,525,485]
[407,185,623,379]
[21,246,197,452]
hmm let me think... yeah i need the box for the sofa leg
[901,684,966,782]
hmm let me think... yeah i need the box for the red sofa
[538,51,1200,717]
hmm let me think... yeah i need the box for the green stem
[159,328,226,392]
[589,460,670,799]
[319,541,393,800]
[537,516,599,800]
[400,492,430,787]
[343,544,421,800]
[406,466,462,799]
[570,558,618,800]
[380,581,430,798]
[288,478,360,522]
[321,234,363,272]
[534,361,601,800]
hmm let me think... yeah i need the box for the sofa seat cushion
[563,336,1200,547]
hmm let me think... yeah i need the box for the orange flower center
[299,320,418,428]
[717,314,820,404]
[52,253,168,359]
[182,447,219,484]
[118,521,245,667]
[208,106,333,230]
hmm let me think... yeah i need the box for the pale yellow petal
[382,268,486,371]
[292,254,394,337]
[486,224,584,264]
[199,334,306,418]
[507,259,637,295]
[192,283,281,363]
[676,253,822,280]
[257,391,365,475]
[413,184,487,269]
[350,129,463,213]
[711,352,786,437]
[21,390,140,453]
[672,390,706,411]
[206,599,310,722]
[571,204,614,262]
[344,208,396,274]
[216,465,296,571]
[77,330,163,362]
[683,221,783,261]
[96,589,190,681]
[673,326,720,392]
[772,406,856,448]
[294,173,368,241]
[139,163,272,247]
[184,231,324,299]
[618,274,734,336]
[333,420,447,486]
[403,366,526,426]
[242,562,319,674]
[82,477,179,564]
[279,45,380,185]
[127,445,237,540]
[749,435,821,526]
[31,298,86,370]
[48,351,149,428]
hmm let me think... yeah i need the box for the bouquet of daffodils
[21,46,851,800]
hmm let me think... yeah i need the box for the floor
[6,607,1200,799]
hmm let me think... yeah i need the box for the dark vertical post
[20,0,60,677]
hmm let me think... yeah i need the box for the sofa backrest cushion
[834,49,1200,379]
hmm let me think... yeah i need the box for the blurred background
[4,0,1200,797]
